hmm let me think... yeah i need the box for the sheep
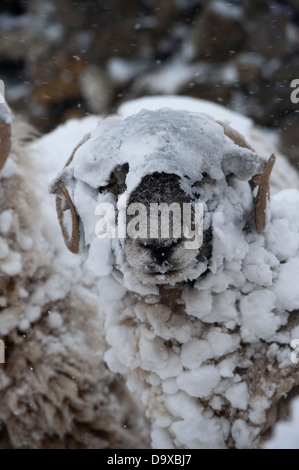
[52,95,299,449]
[0,95,150,448]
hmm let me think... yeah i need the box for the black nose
[141,240,178,264]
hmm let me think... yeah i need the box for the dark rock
[152,0,179,31]
[29,53,85,106]
[234,53,263,85]
[246,10,288,58]
[271,57,299,82]
[191,1,246,61]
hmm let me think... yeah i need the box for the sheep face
[123,172,213,285]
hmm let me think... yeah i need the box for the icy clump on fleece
[78,97,299,449]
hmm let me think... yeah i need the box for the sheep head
[51,109,274,286]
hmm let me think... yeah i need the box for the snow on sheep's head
[51,109,275,286]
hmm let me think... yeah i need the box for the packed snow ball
[51,96,299,449]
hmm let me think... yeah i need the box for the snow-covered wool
[0,96,149,448]
[52,96,299,449]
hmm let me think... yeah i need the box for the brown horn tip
[216,120,255,151]
[254,154,276,232]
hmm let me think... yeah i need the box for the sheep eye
[98,163,129,196]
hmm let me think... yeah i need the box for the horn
[56,181,80,253]
[52,133,91,253]
[0,99,12,172]
[251,154,276,232]
[217,120,275,232]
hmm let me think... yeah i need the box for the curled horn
[0,100,12,171]
[250,154,276,232]
[53,133,91,253]
[217,120,275,232]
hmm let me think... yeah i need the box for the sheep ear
[0,97,12,171]
[51,133,91,253]
[217,121,275,232]
[250,154,276,232]
[217,120,266,180]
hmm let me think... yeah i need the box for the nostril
[139,239,180,264]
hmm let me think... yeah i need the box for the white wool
[47,311,63,330]
[0,156,18,178]
[104,348,128,375]
[240,290,280,342]
[17,233,33,251]
[249,397,269,425]
[231,419,260,449]
[272,258,299,311]
[177,366,221,398]
[0,251,22,276]
[151,428,174,449]
[0,210,13,234]
[263,397,299,449]
[25,305,42,323]
[224,382,249,410]
[218,358,237,378]
[0,238,9,259]
[207,328,240,356]
[181,339,213,369]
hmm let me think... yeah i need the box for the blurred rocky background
[0,0,298,163]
